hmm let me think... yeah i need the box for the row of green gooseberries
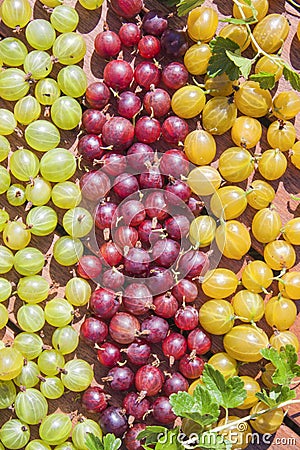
[1,0,104,35]
[0,208,90,264]
[0,271,91,326]
[0,413,102,450]
[0,89,82,131]
[0,269,91,326]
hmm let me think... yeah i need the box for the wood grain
[0,0,300,448]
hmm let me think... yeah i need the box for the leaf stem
[211,399,300,434]
[232,0,284,69]
[224,407,229,425]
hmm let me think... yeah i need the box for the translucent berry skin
[100,241,123,267]
[142,10,168,36]
[143,88,171,118]
[78,134,104,161]
[109,312,140,344]
[187,328,212,355]
[80,170,111,202]
[172,279,198,303]
[127,143,154,171]
[153,292,179,318]
[140,316,169,343]
[126,340,151,365]
[162,332,187,361]
[95,202,118,230]
[101,153,127,176]
[162,62,189,90]
[113,173,139,199]
[152,396,177,424]
[165,179,192,205]
[77,255,102,280]
[94,31,121,58]
[124,248,151,278]
[178,249,210,279]
[138,219,162,245]
[99,406,128,437]
[135,364,164,396]
[162,116,189,144]
[117,91,141,119]
[123,392,150,420]
[103,60,134,91]
[110,0,143,18]
[86,81,111,109]
[80,316,108,345]
[119,23,141,47]
[90,287,120,320]
[102,117,135,151]
[135,116,161,144]
[139,166,164,189]
[102,268,125,291]
[123,283,153,315]
[82,110,106,134]
[159,149,190,178]
[163,372,189,396]
[106,366,134,391]
[179,354,205,379]
[144,191,169,220]
[148,267,175,294]
[82,386,108,413]
[138,35,161,59]
[161,29,188,57]
[134,61,161,90]
[152,238,180,268]
[124,423,146,450]
[175,305,199,331]
[97,342,121,367]
[120,200,146,227]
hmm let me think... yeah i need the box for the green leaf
[86,433,103,450]
[250,71,276,89]
[261,345,300,386]
[155,429,183,450]
[237,0,258,20]
[197,432,233,450]
[138,426,168,446]
[103,434,122,450]
[256,386,296,408]
[202,364,247,409]
[169,385,219,427]
[283,66,300,91]
[225,50,252,78]
[208,37,242,81]
[220,16,257,25]
[176,0,205,16]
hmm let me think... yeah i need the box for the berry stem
[212,399,300,434]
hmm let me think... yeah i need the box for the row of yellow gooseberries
[187,2,290,54]
[183,118,300,183]
[172,81,300,131]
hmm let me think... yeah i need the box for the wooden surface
[0,0,300,448]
